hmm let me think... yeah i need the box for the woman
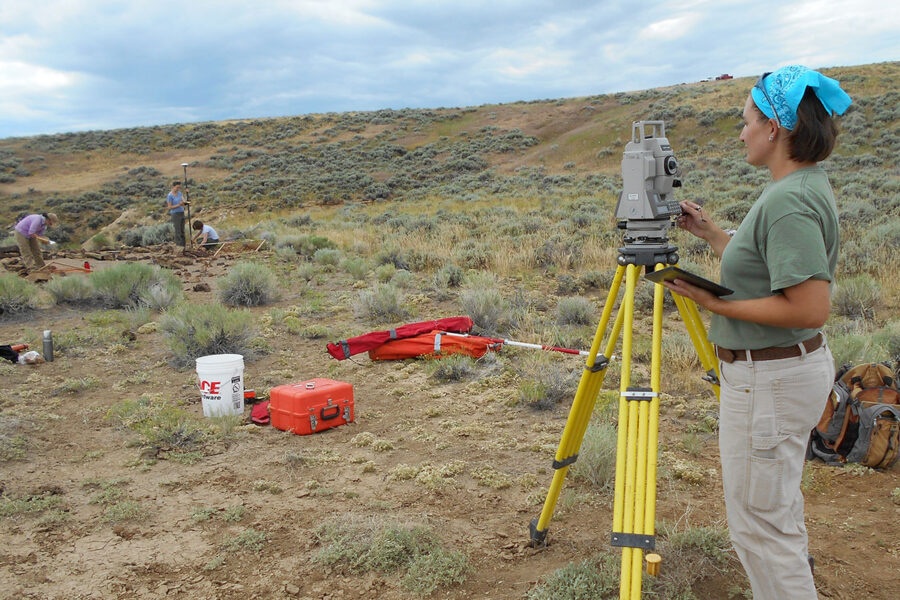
[191,220,220,249]
[14,212,59,273]
[166,181,187,247]
[665,66,852,599]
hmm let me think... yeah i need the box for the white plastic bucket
[196,354,245,417]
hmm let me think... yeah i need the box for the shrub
[89,263,182,309]
[375,248,409,270]
[425,355,477,382]
[865,221,900,249]
[406,249,443,272]
[313,248,342,266]
[141,223,174,246]
[141,281,182,311]
[315,516,437,573]
[106,396,211,454]
[218,262,279,307]
[526,553,619,600]
[401,548,470,595]
[222,528,269,553]
[433,264,463,289]
[274,246,299,262]
[46,276,96,306]
[314,515,468,594]
[91,234,111,248]
[374,264,396,282]
[555,274,583,295]
[650,521,736,598]
[389,269,414,289]
[555,296,594,325]
[454,243,491,269]
[341,257,369,280]
[354,284,407,322]
[459,287,510,335]
[295,263,317,281]
[827,330,890,367]
[276,234,335,257]
[571,418,617,490]
[873,321,900,362]
[123,223,175,247]
[0,492,64,517]
[832,275,881,320]
[159,303,257,369]
[0,273,41,318]
[518,357,579,410]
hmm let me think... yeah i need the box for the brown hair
[786,88,838,162]
[751,88,839,162]
[192,220,204,230]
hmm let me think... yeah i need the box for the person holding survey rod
[165,181,187,247]
[664,66,852,599]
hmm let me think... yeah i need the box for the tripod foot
[528,518,548,548]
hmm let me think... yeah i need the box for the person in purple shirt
[165,181,187,247]
[14,212,59,273]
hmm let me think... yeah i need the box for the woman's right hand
[677,201,716,240]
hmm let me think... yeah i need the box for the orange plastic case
[270,379,354,435]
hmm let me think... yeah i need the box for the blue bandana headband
[751,65,852,131]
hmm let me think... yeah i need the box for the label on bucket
[198,372,244,417]
[231,376,242,412]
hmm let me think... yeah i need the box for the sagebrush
[0,273,40,318]
[218,261,279,307]
[159,303,257,369]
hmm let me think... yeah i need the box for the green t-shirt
[709,165,839,350]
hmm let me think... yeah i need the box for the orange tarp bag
[368,331,502,361]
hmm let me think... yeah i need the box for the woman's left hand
[662,279,719,310]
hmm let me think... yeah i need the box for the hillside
[1,62,899,600]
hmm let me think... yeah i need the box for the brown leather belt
[716,333,824,363]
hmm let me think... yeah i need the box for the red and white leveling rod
[444,332,614,359]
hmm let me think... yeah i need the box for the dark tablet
[644,266,733,297]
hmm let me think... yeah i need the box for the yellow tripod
[528,258,720,600]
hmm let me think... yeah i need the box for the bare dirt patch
[1,259,898,600]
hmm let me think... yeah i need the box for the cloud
[0,0,897,137]
[483,47,572,79]
[0,60,78,95]
[639,13,702,41]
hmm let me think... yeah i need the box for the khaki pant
[718,343,834,600]
[15,231,44,272]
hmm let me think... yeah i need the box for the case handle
[321,405,341,421]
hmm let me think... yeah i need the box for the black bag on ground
[808,362,900,469]
[0,345,19,363]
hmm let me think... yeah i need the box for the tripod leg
[612,264,668,599]
[628,265,666,597]
[642,265,664,564]
[614,264,643,599]
[530,265,626,546]
[671,292,720,399]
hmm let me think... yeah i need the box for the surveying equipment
[181,162,193,248]
[614,120,682,265]
[528,121,720,600]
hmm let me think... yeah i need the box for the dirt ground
[1,254,898,600]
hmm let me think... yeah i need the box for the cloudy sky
[1,0,897,138]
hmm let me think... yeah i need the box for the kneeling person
[192,220,220,249]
